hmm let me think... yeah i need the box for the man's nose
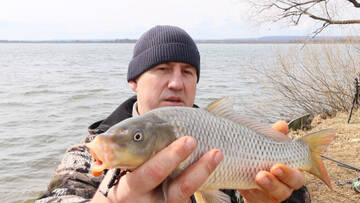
[168,70,184,91]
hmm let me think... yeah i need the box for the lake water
[0,43,302,202]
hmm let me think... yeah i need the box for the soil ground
[289,109,360,202]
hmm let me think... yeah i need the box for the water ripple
[0,43,302,202]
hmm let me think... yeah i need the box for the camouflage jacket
[36,96,310,203]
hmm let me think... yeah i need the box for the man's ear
[129,80,137,92]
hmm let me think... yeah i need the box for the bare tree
[250,0,360,35]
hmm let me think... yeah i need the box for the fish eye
[132,129,144,142]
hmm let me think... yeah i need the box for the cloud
[1,0,344,40]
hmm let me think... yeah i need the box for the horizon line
[1,35,360,42]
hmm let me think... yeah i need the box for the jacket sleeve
[35,141,103,203]
[238,186,311,203]
[282,186,311,203]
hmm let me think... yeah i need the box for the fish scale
[86,97,335,202]
[154,107,311,190]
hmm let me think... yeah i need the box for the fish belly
[162,108,310,190]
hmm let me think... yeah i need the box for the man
[37,25,309,203]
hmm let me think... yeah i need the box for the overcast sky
[0,0,357,40]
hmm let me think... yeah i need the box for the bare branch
[251,0,360,34]
[306,11,360,24]
[347,0,360,7]
[254,43,360,119]
[324,0,331,19]
[312,23,329,37]
[281,0,325,11]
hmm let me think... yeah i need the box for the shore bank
[290,110,360,202]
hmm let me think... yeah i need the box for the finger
[167,149,223,202]
[272,120,289,135]
[238,189,276,203]
[125,136,197,195]
[270,164,304,190]
[255,171,293,202]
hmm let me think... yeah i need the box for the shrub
[256,42,360,120]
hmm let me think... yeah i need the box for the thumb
[272,120,289,135]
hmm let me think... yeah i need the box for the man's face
[129,62,197,115]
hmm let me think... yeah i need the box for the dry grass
[289,109,360,202]
[255,42,360,121]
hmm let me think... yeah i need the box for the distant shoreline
[1,36,360,44]
[1,41,359,44]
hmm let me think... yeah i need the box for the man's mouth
[163,96,184,105]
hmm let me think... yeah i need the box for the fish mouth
[86,136,112,176]
[86,136,140,175]
[89,148,108,175]
[86,135,149,174]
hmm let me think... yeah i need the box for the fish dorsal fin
[205,97,234,118]
[194,190,231,203]
[205,97,291,142]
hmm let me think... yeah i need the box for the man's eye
[157,67,168,71]
[184,70,194,75]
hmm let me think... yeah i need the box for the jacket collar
[88,95,199,135]
[88,95,137,135]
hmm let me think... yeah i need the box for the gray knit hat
[127,25,200,82]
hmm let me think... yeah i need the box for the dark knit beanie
[127,25,200,82]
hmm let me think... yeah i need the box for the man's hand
[238,120,305,203]
[239,164,304,202]
[91,136,223,203]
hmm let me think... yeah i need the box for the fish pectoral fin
[194,190,231,203]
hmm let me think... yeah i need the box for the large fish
[86,97,335,202]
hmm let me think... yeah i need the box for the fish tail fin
[299,129,336,189]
